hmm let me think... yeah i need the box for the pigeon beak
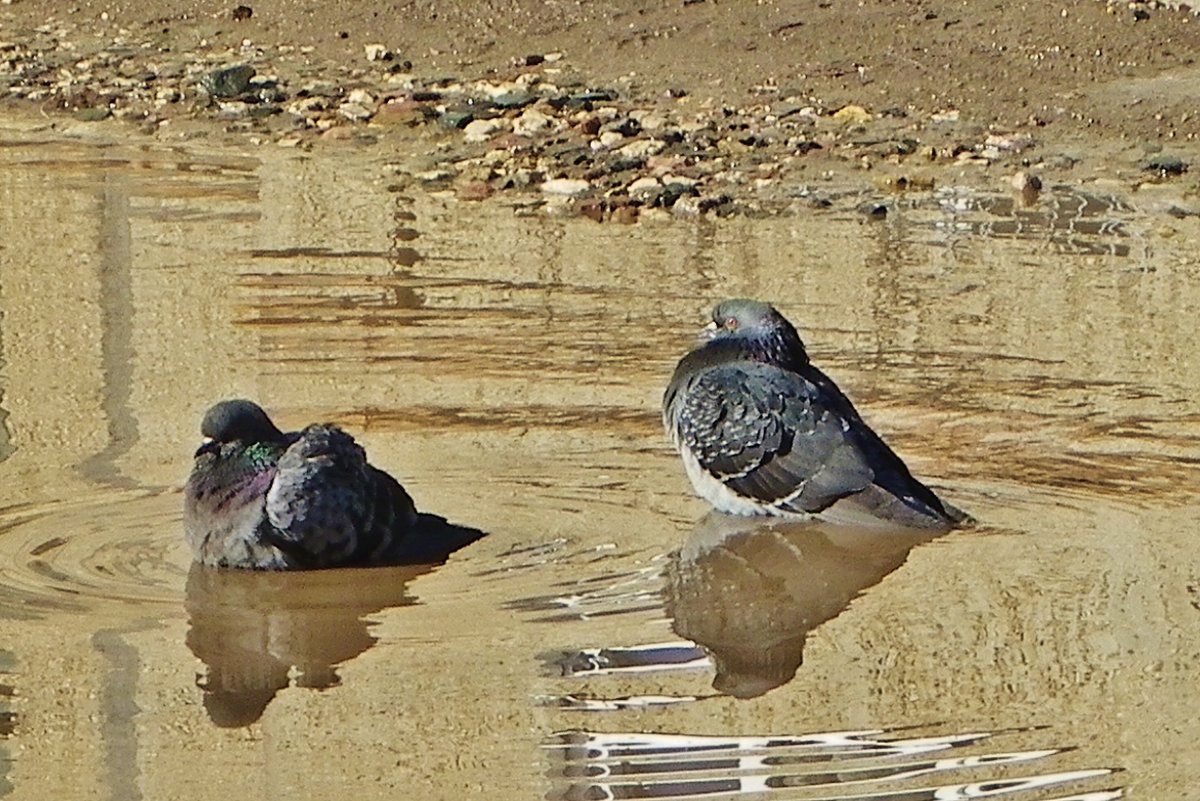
[194,437,219,459]
[699,320,719,341]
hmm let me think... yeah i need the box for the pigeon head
[198,400,286,450]
[705,299,809,369]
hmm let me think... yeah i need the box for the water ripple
[0,488,186,616]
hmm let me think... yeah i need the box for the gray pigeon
[183,399,420,569]
[663,299,967,529]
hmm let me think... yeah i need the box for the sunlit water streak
[545,729,1122,801]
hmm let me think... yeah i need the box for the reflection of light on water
[545,729,1122,801]
[552,642,710,677]
[541,694,702,711]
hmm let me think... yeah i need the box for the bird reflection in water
[185,513,485,727]
[666,512,943,699]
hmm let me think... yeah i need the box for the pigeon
[183,399,420,569]
[663,299,967,530]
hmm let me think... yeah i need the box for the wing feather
[673,363,876,513]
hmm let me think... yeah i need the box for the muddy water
[0,116,1197,800]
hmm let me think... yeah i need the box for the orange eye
[724,317,738,329]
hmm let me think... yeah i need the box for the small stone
[72,106,111,122]
[1144,154,1188,177]
[627,176,662,197]
[632,111,669,131]
[438,109,475,129]
[513,107,555,137]
[604,117,641,137]
[346,88,375,105]
[216,101,250,119]
[156,87,181,104]
[374,98,427,125]
[232,5,253,21]
[463,118,501,142]
[288,96,328,115]
[831,104,872,124]
[579,115,601,136]
[365,44,391,62]
[1010,171,1042,193]
[611,204,639,224]
[616,139,665,159]
[491,90,537,110]
[201,64,255,98]
[338,102,373,122]
[672,195,704,217]
[596,130,624,148]
[457,181,493,201]
[930,108,960,123]
[662,174,698,190]
[540,177,592,197]
[415,168,455,182]
[578,200,606,222]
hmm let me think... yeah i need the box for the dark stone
[72,107,111,122]
[438,109,475,129]
[232,5,253,20]
[1144,154,1188,177]
[201,64,255,98]
[411,90,443,102]
[490,90,537,110]
[547,89,619,111]
[606,117,641,137]
[607,157,646,174]
[524,54,545,66]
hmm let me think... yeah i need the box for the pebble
[439,109,474,129]
[463,118,502,142]
[1010,171,1042,193]
[0,13,1132,222]
[201,64,255,98]
[627,176,662,198]
[616,139,665,159]
[216,101,250,119]
[73,107,111,121]
[540,177,592,197]
[1144,154,1188,177]
[513,107,555,137]
[596,130,624,148]
[831,104,872,124]
[338,102,373,122]
[490,90,537,110]
[611,205,639,224]
[364,44,391,62]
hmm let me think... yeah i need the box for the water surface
[1,117,1197,799]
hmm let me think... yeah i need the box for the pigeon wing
[264,424,374,566]
[675,363,877,513]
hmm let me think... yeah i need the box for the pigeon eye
[724,317,738,330]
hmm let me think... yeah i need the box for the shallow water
[0,117,1198,799]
